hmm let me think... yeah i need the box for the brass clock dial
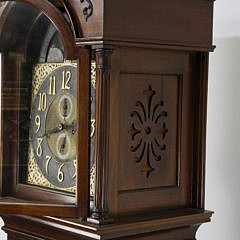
[30,65,77,189]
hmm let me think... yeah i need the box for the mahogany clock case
[0,0,215,233]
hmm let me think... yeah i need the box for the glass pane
[26,62,77,192]
[0,2,77,195]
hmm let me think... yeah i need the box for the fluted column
[88,48,113,224]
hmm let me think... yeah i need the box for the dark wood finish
[2,209,213,240]
[14,184,76,204]
[192,52,210,209]
[0,201,77,217]
[76,0,215,52]
[89,48,114,224]
[71,0,103,39]
[104,0,214,46]
[77,47,90,218]
[0,0,215,239]
[107,48,197,216]
[0,0,215,52]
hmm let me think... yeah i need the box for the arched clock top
[0,0,81,59]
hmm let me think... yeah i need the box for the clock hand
[63,122,77,134]
[63,97,68,120]
[60,135,67,154]
[41,124,64,138]
[41,122,77,138]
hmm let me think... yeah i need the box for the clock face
[30,65,77,189]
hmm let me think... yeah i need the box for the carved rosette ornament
[80,0,93,21]
[129,85,168,178]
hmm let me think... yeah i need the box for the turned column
[88,48,113,224]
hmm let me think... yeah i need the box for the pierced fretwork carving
[129,85,168,178]
[80,0,93,21]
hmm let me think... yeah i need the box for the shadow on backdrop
[197,37,240,240]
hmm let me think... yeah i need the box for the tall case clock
[0,0,215,239]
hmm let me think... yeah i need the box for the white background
[197,0,240,239]
[0,1,239,239]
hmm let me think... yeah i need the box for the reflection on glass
[0,2,77,193]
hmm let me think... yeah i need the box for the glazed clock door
[0,1,90,218]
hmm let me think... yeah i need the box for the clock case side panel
[0,1,90,218]
[104,46,210,217]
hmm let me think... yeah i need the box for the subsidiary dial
[56,133,71,160]
[45,93,76,163]
[58,94,73,120]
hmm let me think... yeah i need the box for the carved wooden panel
[129,85,168,178]
[108,48,194,215]
[119,74,181,191]
[79,0,93,21]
